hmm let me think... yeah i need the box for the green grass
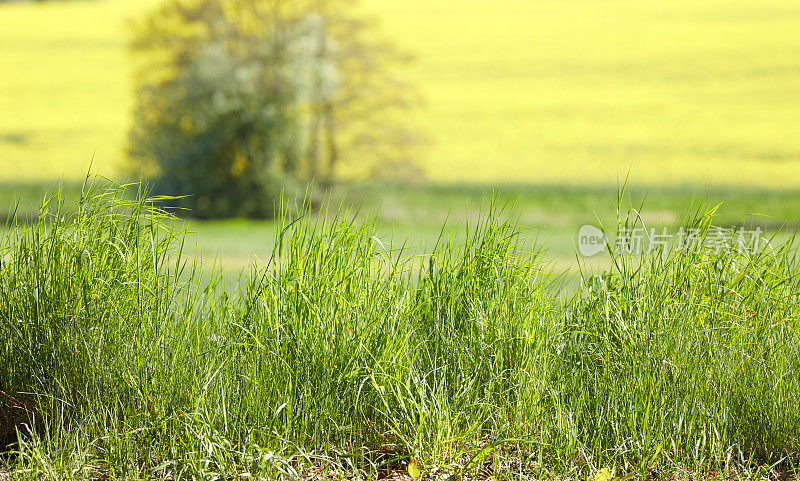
[2,0,799,186]
[3,179,799,287]
[180,181,800,287]
[1,182,800,479]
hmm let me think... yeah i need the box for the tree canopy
[128,0,420,218]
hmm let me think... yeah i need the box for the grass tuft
[1,181,799,479]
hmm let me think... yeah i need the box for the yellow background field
[1,0,799,186]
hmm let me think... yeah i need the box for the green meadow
[2,183,800,480]
[2,0,800,477]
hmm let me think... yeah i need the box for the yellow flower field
[1,0,799,186]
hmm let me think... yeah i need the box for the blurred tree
[128,0,420,218]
